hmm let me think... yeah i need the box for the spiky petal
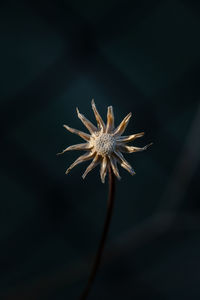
[100,156,108,183]
[76,108,97,134]
[120,143,153,153]
[66,152,95,175]
[106,106,114,133]
[114,151,135,176]
[57,143,91,155]
[91,99,105,131]
[116,132,145,143]
[110,156,121,180]
[63,125,90,141]
[114,112,132,136]
[82,155,100,179]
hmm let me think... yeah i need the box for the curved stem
[80,165,115,299]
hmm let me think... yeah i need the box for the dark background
[1,0,200,299]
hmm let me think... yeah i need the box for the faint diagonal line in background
[110,101,200,253]
[157,101,200,213]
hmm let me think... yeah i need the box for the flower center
[93,133,115,156]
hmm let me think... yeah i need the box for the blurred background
[1,0,200,299]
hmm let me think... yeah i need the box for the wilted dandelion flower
[58,100,152,183]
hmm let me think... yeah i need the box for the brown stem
[80,165,115,300]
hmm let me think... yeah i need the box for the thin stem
[80,165,115,300]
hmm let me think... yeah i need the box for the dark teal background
[1,0,200,299]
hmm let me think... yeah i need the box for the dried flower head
[58,100,152,183]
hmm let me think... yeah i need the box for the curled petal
[82,154,100,179]
[91,99,105,131]
[114,151,135,175]
[63,125,90,141]
[114,112,132,136]
[106,106,114,133]
[120,143,153,153]
[65,152,95,175]
[57,143,92,155]
[109,156,121,180]
[100,156,108,183]
[76,108,97,134]
[116,132,145,143]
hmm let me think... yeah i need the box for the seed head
[57,100,152,183]
[92,133,115,156]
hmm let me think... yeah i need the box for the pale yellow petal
[106,106,114,133]
[109,156,121,180]
[114,151,135,175]
[76,108,97,133]
[116,132,145,143]
[63,125,90,141]
[82,154,100,179]
[91,99,105,130]
[57,143,92,155]
[114,112,132,136]
[100,156,108,183]
[65,152,95,175]
[120,143,153,153]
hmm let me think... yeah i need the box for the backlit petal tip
[145,142,153,149]
[91,99,95,107]
[136,142,153,151]
[121,162,135,176]
[120,158,136,175]
[57,150,67,156]
[121,163,136,176]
